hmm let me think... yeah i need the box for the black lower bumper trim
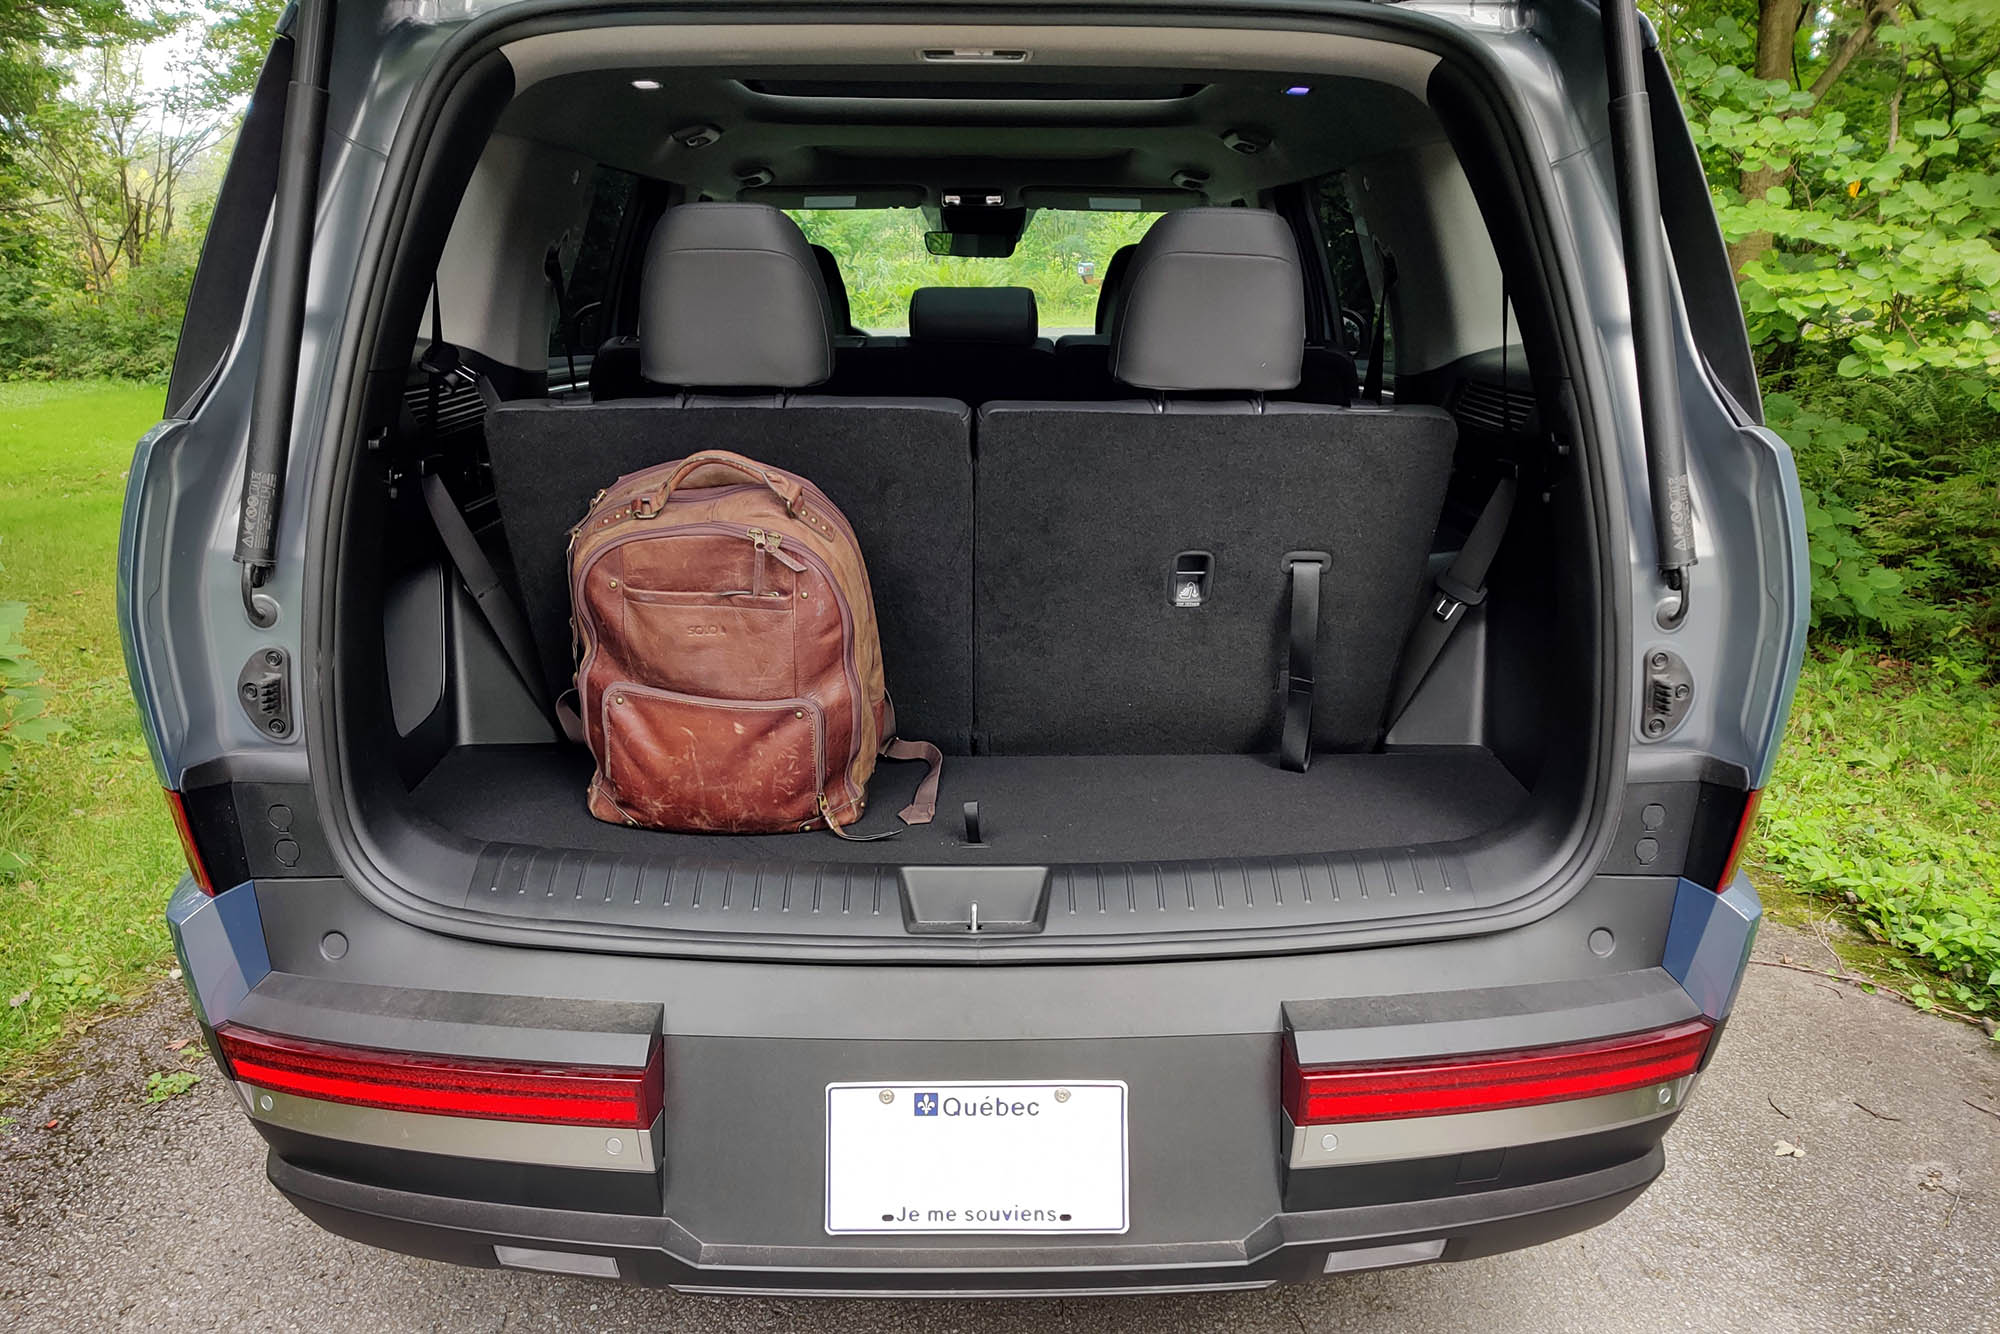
[267,1144,1663,1292]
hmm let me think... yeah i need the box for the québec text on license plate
[824,1081,1129,1235]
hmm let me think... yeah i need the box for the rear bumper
[268,1141,1663,1294]
[169,871,1759,1292]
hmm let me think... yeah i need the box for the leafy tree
[0,0,137,130]
[196,0,284,105]
[1650,0,2000,663]
[0,0,280,380]
[1650,0,2000,386]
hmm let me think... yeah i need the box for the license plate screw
[1055,1089,1070,1103]
[879,1089,894,1105]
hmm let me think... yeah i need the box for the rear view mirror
[924,230,1018,258]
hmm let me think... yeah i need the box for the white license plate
[824,1081,1129,1235]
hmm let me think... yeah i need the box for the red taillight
[164,789,214,895]
[216,1025,664,1129]
[1283,1019,1713,1125]
[1714,788,1762,892]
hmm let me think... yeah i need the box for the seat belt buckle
[1430,571,1487,623]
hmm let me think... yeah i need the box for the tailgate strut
[234,0,335,628]
[1601,0,1697,626]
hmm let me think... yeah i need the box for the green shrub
[1753,650,2000,1018]
[1765,355,2000,671]
[0,228,199,383]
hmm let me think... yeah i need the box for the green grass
[0,380,183,1088]
[1748,649,2000,1025]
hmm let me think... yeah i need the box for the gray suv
[123,0,1806,1295]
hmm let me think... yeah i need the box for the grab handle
[635,450,802,517]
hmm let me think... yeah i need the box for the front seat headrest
[1094,243,1138,336]
[809,243,855,335]
[908,286,1039,346]
[1109,209,1305,392]
[639,203,835,388]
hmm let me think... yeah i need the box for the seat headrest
[1109,209,1305,393]
[638,203,834,388]
[809,243,854,335]
[1094,244,1138,336]
[909,286,1039,346]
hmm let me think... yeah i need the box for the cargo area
[319,24,1611,948]
[411,745,1530,866]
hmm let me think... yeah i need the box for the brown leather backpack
[567,450,939,837]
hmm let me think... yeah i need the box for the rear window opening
[785,207,1163,337]
[315,17,1613,956]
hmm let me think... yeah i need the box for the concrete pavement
[2,919,1994,1333]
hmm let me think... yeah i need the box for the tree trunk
[1728,0,1805,274]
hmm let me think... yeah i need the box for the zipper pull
[763,531,807,573]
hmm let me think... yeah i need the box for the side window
[1304,175,1384,358]
[1312,174,1372,332]
[548,166,637,367]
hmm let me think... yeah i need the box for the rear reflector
[163,789,214,895]
[494,1246,621,1278]
[1324,1239,1446,1273]
[1284,1019,1713,1125]
[1714,788,1763,891]
[216,1025,663,1128]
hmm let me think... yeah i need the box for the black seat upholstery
[831,284,1058,406]
[1052,239,1355,405]
[488,203,976,751]
[809,242,871,346]
[975,208,1456,755]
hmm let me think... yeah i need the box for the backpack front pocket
[596,683,824,832]
[616,586,798,700]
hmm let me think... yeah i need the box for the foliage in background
[789,208,1159,333]
[1649,0,2000,671]
[0,0,278,381]
[1750,651,2000,1017]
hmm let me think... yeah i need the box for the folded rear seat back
[485,203,976,753]
[974,208,1455,755]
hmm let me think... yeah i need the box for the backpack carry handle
[635,450,802,518]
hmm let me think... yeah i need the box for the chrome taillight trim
[1286,1075,1695,1168]
[238,1082,662,1173]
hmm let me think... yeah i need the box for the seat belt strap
[1280,554,1327,773]
[1363,251,1398,404]
[1387,475,1519,723]
[417,283,555,727]
[419,471,553,717]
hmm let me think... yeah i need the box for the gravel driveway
[3,918,1994,1333]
